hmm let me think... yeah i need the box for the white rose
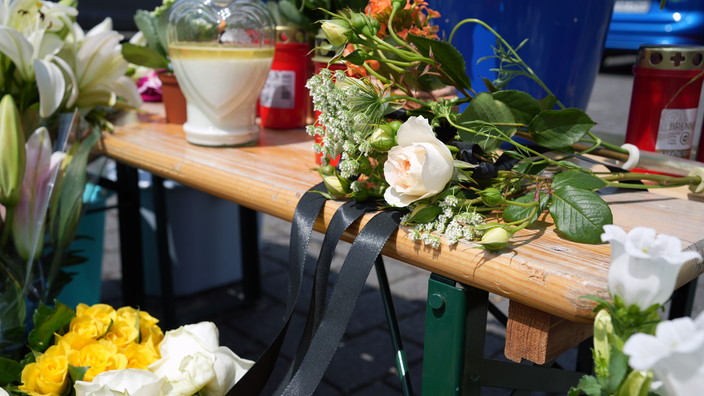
[1,387,9,396]
[148,322,254,396]
[602,225,702,311]
[75,369,164,396]
[624,313,704,396]
[383,116,454,207]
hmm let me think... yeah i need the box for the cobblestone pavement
[97,68,704,395]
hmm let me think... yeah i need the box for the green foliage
[512,161,548,175]
[457,92,516,152]
[552,171,607,190]
[121,43,170,69]
[528,109,595,149]
[570,375,605,396]
[407,34,472,90]
[28,301,76,353]
[538,94,558,111]
[601,346,628,394]
[406,205,442,225]
[492,90,542,125]
[481,77,500,93]
[502,192,549,223]
[134,10,167,58]
[0,358,21,385]
[549,186,613,244]
[68,365,89,383]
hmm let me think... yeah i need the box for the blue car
[606,0,704,51]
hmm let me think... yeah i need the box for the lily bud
[0,95,26,207]
[321,20,351,47]
[616,370,653,396]
[350,13,380,38]
[368,125,396,152]
[593,309,614,378]
[479,188,505,207]
[479,227,509,250]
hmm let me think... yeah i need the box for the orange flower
[343,44,380,77]
[365,0,440,40]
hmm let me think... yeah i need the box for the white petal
[396,116,439,147]
[86,17,113,37]
[204,347,255,396]
[98,369,164,396]
[624,333,670,370]
[183,322,220,352]
[34,58,65,118]
[52,55,78,107]
[417,141,454,194]
[76,31,126,90]
[0,26,34,80]
[37,32,64,59]
[109,75,143,109]
[601,224,627,244]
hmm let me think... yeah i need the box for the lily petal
[52,56,78,108]
[86,17,113,37]
[0,26,34,81]
[109,75,143,109]
[34,58,66,118]
[37,32,65,59]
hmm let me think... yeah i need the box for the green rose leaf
[121,43,170,69]
[28,301,76,353]
[513,161,548,176]
[552,171,607,190]
[0,358,22,385]
[279,0,312,26]
[502,192,549,223]
[457,92,516,152]
[492,90,542,125]
[550,186,613,244]
[407,34,472,89]
[133,10,166,57]
[481,77,500,93]
[538,94,557,111]
[68,365,89,383]
[528,109,595,149]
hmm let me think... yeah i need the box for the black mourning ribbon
[227,183,403,396]
[451,141,521,179]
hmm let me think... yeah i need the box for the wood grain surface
[96,107,704,324]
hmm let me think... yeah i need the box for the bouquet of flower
[0,302,252,396]
[310,0,704,251]
[0,0,143,357]
[570,226,703,396]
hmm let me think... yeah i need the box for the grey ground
[96,58,704,395]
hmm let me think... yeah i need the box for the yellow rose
[76,303,117,328]
[56,331,95,351]
[123,343,158,369]
[140,325,164,358]
[103,319,139,350]
[67,340,127,382]
[69,315,107,341]
[116,307,159,328]
[19,350,69,396]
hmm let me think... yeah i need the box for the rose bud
[368,125,396,152]
[479,188,506,207]
[350,13,380,38]
[479,227,509,250]
[321,20,352,47]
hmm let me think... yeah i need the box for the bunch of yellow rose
[19,303,163,396]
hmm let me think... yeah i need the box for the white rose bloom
[75,369,164,396]
[383,116,454,207]
[602,225,701,311]
[1,387,9,396]
[149,322,254,396]
[624,313,704,396]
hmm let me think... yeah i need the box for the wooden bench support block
[505,301,593,364]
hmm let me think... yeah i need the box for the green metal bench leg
[421,273,584,395]
[374,255,413,396]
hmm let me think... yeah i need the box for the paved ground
[94,60,704,395]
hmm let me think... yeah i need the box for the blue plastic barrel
[428,0,615,110]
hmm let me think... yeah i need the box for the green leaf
[407,34,472,90]
[550,186,613,244]
[538,94,557,111]
[28,301,76,353]
[481,77,500,93]
[492,90,542,125]
[575,375,604,396]
[502,192,549,223]
[513,161,548,175]
[457,92,516,152]
[134,10,166,57]
[121,43,169,69]
[552,171,607,190]
[603,346,628,393]
[19,351,37,367]
[406,205,442,225]
[279,0,312,26]
[68,365,89,383]
[0,358,22,385]
[528,109,595,149]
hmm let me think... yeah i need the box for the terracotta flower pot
[157,71,187,125]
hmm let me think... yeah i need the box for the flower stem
[586,131,629,154]
[363,63,391,84]
[600,173,700,185]
[0,207,13,251]
[381,94,428,106]
[387,4,418,53]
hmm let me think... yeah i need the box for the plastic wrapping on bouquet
[625,45,704,173]
[258,27,311,129]
[166,0,276,147]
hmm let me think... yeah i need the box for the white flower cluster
[305,69,373,177]
[403,196,484,250]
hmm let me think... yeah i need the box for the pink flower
[138,70,162,102]
[12,128,65,261]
